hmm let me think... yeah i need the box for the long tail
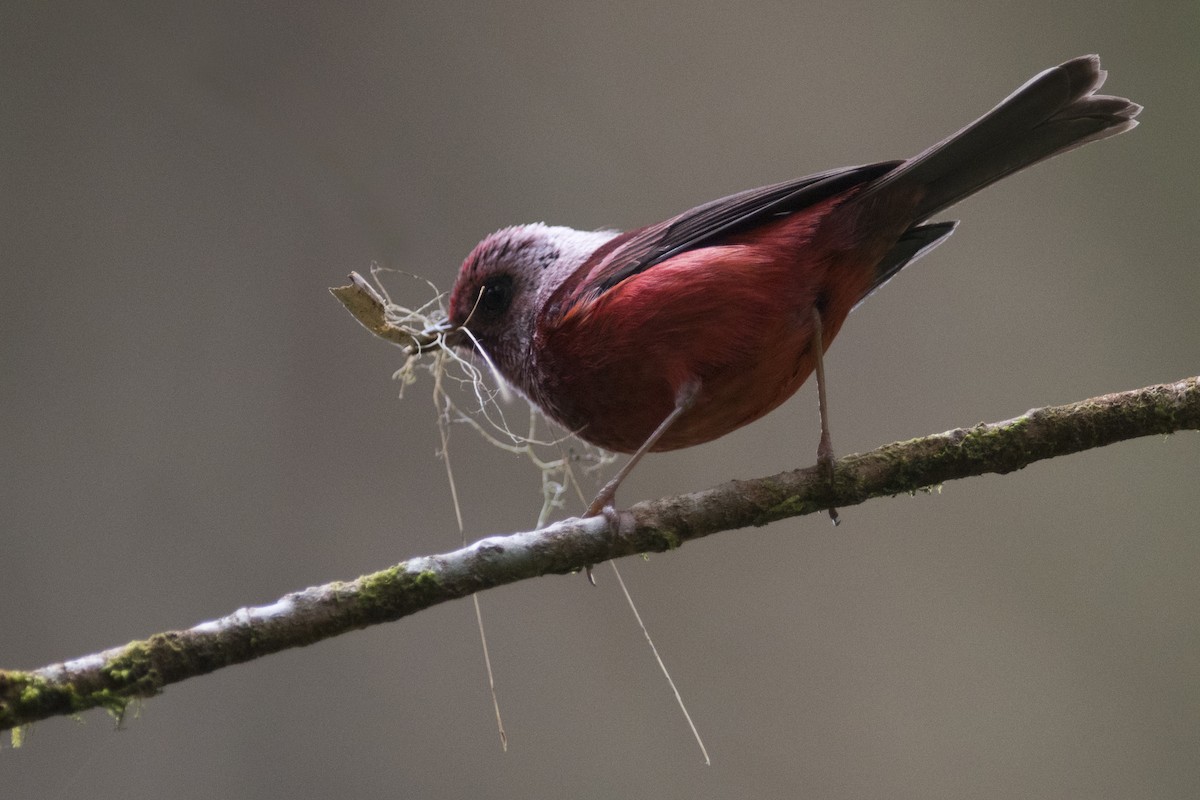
[865,54,1141,222]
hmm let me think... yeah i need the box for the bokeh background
[3,2,1197,798]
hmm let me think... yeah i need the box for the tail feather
[857,221,958,306]
[864,55,1141,222]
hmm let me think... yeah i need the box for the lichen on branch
[2,375,1196,733]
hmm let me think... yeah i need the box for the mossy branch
[2,375,1197,734]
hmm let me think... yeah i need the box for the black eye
[477,275,514,318]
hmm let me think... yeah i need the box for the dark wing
[578,160,902,299]
[856,220,957,307]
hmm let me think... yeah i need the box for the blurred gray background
[3,2,1197,798]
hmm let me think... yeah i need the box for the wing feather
[573,160,902,302]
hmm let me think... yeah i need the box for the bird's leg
[811,306,841,526]
[586,379,701,518]
[582,380,700,584]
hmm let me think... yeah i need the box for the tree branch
[2,374,1196,732]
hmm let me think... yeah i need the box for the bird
[429,55,1140,518]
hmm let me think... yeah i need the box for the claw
[817,449,840,526]
[582,503,623,585]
